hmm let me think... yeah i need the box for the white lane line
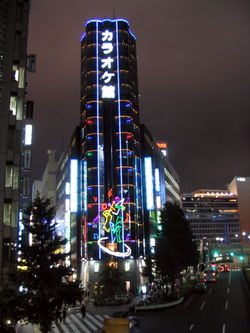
[200,301,206,310]
[189,324,194,330]
[229,271,231,284]
[222,323,226,333]
[225,300,228,310]
[227,287,230,294]
[209,288,212,294]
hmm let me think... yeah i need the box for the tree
[141,255,154,283]
[0,196,82,333]
[98,260,124,299]
[155,202,199,294]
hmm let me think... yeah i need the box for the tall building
[0,0,33,287]
[80,18,143,291]
[228,177,250,236]
[181,190,241,257]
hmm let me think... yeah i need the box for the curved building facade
[80,19,143,291]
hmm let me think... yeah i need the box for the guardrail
[134,297,184,312]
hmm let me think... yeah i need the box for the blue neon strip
[80,32,86,42]
[116,20,125,255]
[70,159,78,212]
[128,30,136,40]
[86,18,130,26]
[96,22,101,260]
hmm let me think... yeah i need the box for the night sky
[27,0,250,193]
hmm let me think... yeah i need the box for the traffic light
[213,251,219,258]
[240,256,244,261]
[230,252,234,256]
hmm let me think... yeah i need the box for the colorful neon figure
[102,198,125,236]
[97,197,131,257]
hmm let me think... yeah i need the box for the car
[203,269,217,283]
[193,281,207,294]
[219,264,230,272]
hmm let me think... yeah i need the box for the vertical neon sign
[96,22,101,259]
[144,157,154,210]
[70,159,78,212]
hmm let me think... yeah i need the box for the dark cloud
[27,0,250,192]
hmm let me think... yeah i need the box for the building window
[94,262,99,273]
[125,261,130,272]
[23,150,31,169]
[24,124,32,145]
[22,176,30,196]
[18,67,25,89]
[3,203,11,226]
[10,96,17,115]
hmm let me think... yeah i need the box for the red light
[126,135,132,139]
[87,120,93,124]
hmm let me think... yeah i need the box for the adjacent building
[228,177,250,236]
[0,0,33,287]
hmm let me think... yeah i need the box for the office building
[181,190,241,255]
[0,0,33,287]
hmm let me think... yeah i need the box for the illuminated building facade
[181,190,241,254]
[141,125,180,257]
[55,127,81,275]
[0,0,33,287]
[228,177,250,236]
[80,19,143,290]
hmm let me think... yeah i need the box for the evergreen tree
[0,196,82,333]
[155,202,199,292]
[98,260,123,298]
[141,255,154,283]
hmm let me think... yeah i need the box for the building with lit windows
[181,190,241,255]
[140,125,180,257]
[55,127,81,276]
[0,0,34,288]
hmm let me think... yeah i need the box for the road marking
[227,287,230,294]
[200,301,206,310]
[209,288,212,294]
[222,323,226,333]
[229,271,231,284]
[189,324,194,330]
[225,300,228,310]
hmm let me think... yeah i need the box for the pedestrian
[80,303,86,320]
[62,306,67,323]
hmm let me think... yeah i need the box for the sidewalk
[70,299,132,316]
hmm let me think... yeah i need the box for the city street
[140,270,250,333]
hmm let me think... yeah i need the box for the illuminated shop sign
[144,157,154,210]
[156,142,167,157]
[156,142,167,149]
[237,177,246,182]
[70,159,78,212]
[100,29,116,99]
